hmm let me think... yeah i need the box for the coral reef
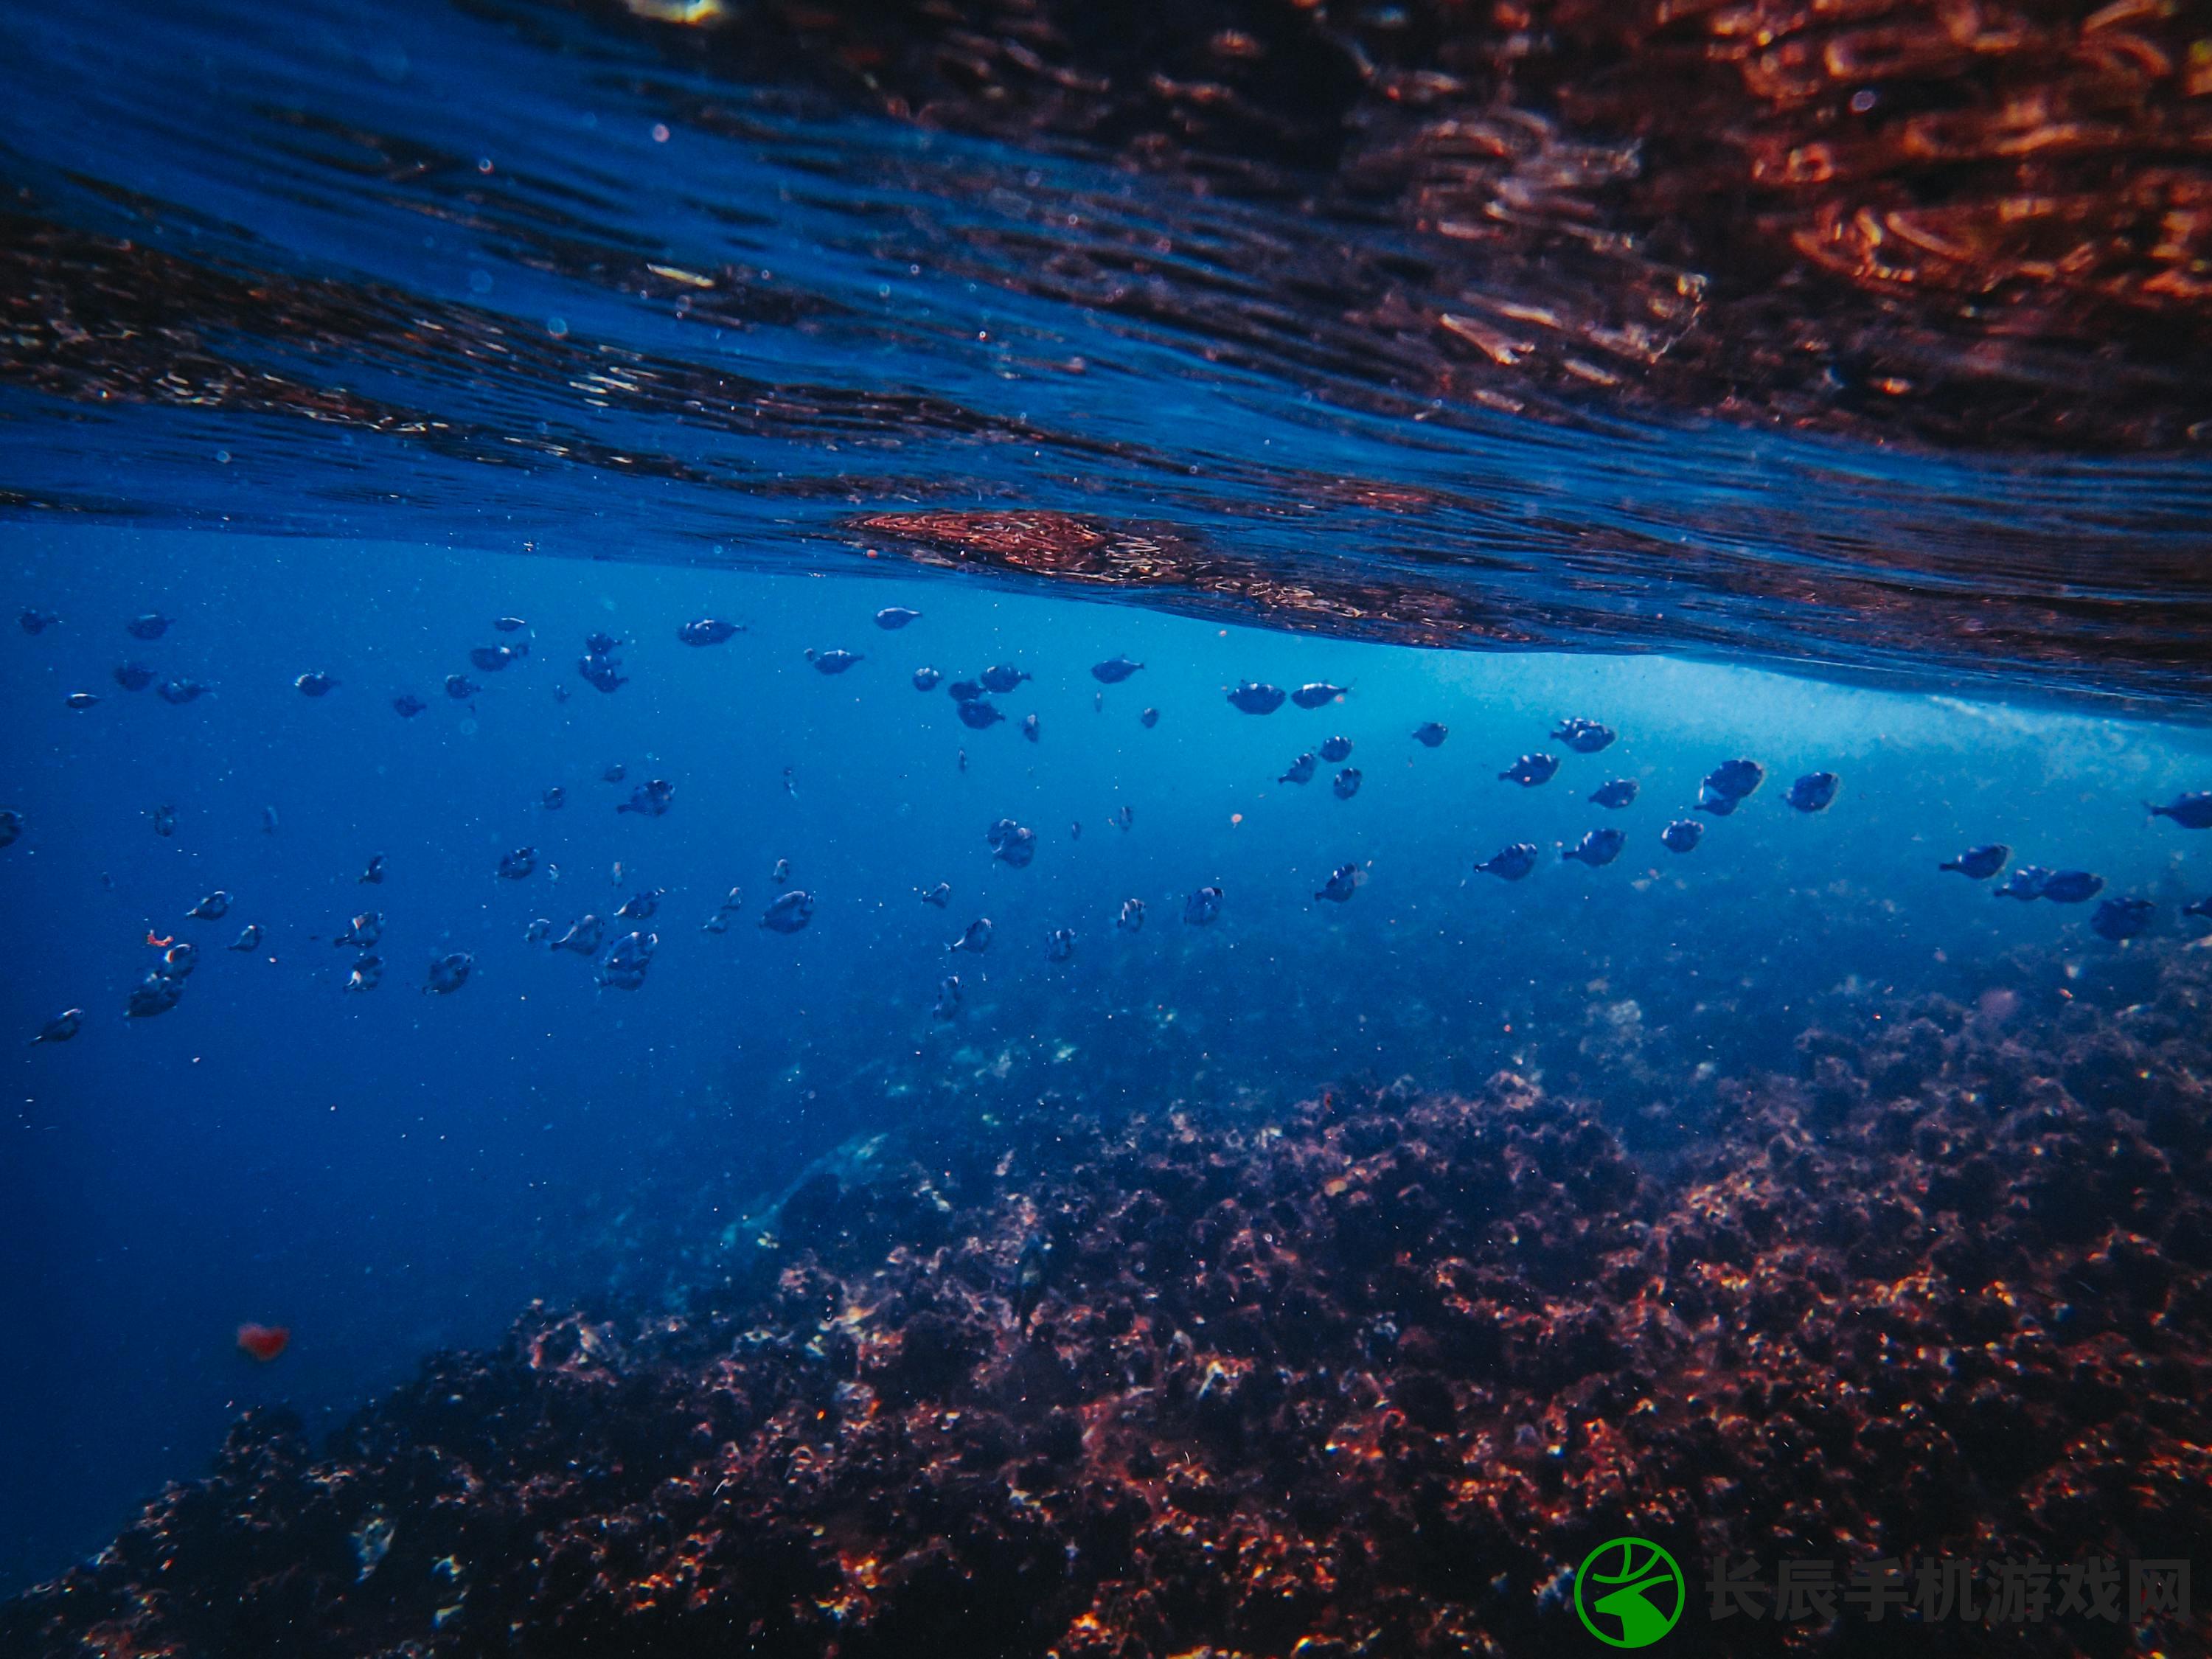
[8,944,2212,1657]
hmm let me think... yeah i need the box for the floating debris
[236,1324,289,1363]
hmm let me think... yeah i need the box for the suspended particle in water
[237,1323,289,1362]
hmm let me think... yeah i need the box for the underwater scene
[4,0,2211,1653]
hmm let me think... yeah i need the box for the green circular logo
[1573,1537,1685,1648]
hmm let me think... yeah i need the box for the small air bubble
[547,316,568,338]
[651,123,670,143]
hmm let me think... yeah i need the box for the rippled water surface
[5,0,2212,1632]
[6,0,2210,706]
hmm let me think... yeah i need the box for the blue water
[3,0,2210,1602]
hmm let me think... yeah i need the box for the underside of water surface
[2,0,2211,1653]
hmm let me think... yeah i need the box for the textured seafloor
[7,940,2211,1658]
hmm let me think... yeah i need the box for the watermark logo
[1706,1554,2189,1626]
[1575,1537,1686,1648]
